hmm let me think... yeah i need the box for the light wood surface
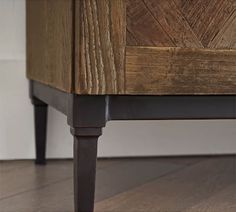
[26,0,73,92]
[75,0,126,94]
[0,157,235,212]
[126,47,236,94]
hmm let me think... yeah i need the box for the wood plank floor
[0,156,235,212]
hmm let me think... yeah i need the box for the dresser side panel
[26,0,73,92]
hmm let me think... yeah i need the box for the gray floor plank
[186,184,236,212]
[0,160,73,200]
[95,158,183,202]
[1,157,235,212]
[0,160,32,173]
[95,156,236,212]
[0,158,183,212]
[0,159,120,201]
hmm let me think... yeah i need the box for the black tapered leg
[71,128,102,212]
[67,95,107,212]
[32,97,48,165]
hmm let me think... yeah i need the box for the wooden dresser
[27,1,236,212]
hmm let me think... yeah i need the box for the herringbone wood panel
[127,0,236,48]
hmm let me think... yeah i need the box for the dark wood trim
[108,96,236,120]
[31,81,68,115]
[31,81,236,121]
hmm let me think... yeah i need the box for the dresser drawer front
[125,0,236,94]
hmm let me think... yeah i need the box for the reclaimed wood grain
[127,0,236,49]
[75,0,126,94]
[181,0,236,48]
[127,0,175,47]
[126,47,236,94]
[26,0,236,95]
[26,0,73,92]
[209,8,236,49]
[127,0,203,47]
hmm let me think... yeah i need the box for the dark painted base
[30,80,236,212]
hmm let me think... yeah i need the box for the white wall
[0,0,235,160]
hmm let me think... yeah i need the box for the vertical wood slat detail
[27,0,73,92]
[75,0,126,94]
